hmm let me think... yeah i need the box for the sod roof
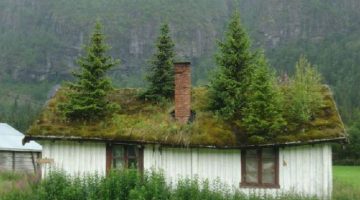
[25,86,347,148]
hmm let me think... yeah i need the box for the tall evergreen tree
[142,23,175,101]
[208,12,253,119]
[241,53,286,141]
[60,22,118,121]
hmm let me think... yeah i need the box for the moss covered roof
[25,86,347,148]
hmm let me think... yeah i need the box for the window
[106,144,143,173]
[241,148,279,188]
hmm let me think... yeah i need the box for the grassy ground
[333,166,360,200]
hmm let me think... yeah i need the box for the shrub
[285,56,323,124]
[0,169,325,200]
[129,170,171,200]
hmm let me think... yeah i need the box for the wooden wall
[40,141,106,177]
[39,141,332,199]
[144,144,332,200]
[0,151,40,173]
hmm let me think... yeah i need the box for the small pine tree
[286,55,323,123]
[208,11,254,119]
[142,23,175,101]
[241,53,286,141]
[60,22,118,121]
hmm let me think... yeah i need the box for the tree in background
[207,11,254,119]
[60,22,118,121]
[285,56,323,124]
[241,53,286,142]
[142,23,175,101]
[334,111,360,165]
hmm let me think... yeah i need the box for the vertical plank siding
[41,141,106,177]
[144,144,332,199]
[40,141,332,199]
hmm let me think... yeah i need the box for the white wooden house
[24,62,346,199]
[0,123,42,173]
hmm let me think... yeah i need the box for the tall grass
[0,169,320,200]
[0,171,39,196]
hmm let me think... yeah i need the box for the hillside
[0,0,360,130]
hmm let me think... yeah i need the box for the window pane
[128,158,138,169]
[113,158,124,169]
[262,149,275,184]
[127,146,137,158]
[113,146,124,158]
[113,146,124,169]
[245,150,258,183]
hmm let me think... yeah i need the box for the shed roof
[0,123,42,152]
[24,86,347,148]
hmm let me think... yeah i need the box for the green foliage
[129,171,171,200]
[333,111,360,165]
[0,0,359,140]
[333,166,360,200]
[208,11,254,120]
[208,12,287,141]
[59,22,119,121]
[285,56,323,124]
[241,53,286,140]
[142,24,175,101]
[0,170,322,200]
[100,169,139,200]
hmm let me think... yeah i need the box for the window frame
[106,144,144,174]
[240,148,279,188]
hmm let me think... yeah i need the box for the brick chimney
[174,62,191,124]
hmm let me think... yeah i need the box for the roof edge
[23,135,348,149]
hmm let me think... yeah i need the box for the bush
[284,56,323,124]
[0,169,324,200]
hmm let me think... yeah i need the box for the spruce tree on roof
[60,21,119,121]
[208,11,254,119]
[142,23,175,101]
[241,52,286,142]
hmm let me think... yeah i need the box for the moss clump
[27,86,346,147]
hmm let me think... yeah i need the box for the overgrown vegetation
[142,23,176,101]
[0,0,355,161]
[59,21,119,121]
[284,56,324,124]
[241,52,286,143]
[207,11,253,120]
[0,170,320,200]
[2,168,359,200]
[0,171,39,196]
[207,13,331,142]
[27,85,344,146]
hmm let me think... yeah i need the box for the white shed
[24,63,347,199]
[0,123,42,173]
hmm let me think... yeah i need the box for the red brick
[174,62,191,124]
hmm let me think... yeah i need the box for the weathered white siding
[40,141,332,199]
[144,146,241,187]
[40,141,106,177]
[144,144,332,199]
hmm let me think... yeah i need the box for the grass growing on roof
[27,86,345,146]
